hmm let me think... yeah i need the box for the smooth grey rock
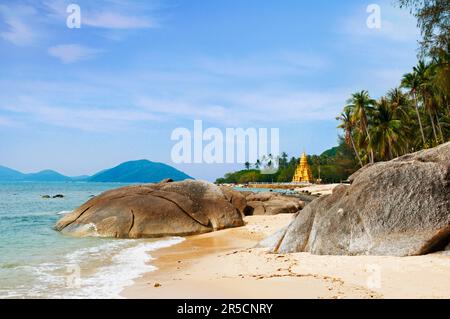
[56,180,244,239]
[268,142,450,256]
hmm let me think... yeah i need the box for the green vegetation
[338,61,449,165]
[215,140,359,184]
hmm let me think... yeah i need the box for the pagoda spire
[292,152,313,183]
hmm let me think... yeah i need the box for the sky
[0,0,420,181]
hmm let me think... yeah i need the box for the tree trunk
[436,113,444,143]
[388,140,393,160]
[364,125,374,163]
[428,109,438,143]
[350,134,363,167]
[413,93,426,146]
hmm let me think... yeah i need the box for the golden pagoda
[292,152,313,183]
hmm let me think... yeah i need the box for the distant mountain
[0,166,73,182]
[0,160,193,183]
[23,170,72,182]
[88,160,192,183]
[0,165,24,181]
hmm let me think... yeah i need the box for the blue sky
[0,0,420,181]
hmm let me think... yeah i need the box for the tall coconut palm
[431,50,450,116]
[370,98,403,161]
[346,90,375,163]
[414,60,439,143]
[427,57,449,142]
[387,88,410,116]
[401,71,427,145]
[387,88,414,154]
[336,107,363,167]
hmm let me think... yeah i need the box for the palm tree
[337,107,363,167]
[266,154,274,170]
[431,50,450,117]
[370,98,403,160]
[280,152,288,168]
[346,90,375,163]
[414,60,439,143]
[427,56,449,142]
[401,71,427,146]
[387,88,410,116]
[387,88,414,154]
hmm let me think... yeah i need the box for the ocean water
[0,182,184,299]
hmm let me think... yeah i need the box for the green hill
[88,160,193,183]
[321,146,339,157]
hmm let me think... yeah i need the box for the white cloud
[83,11,155,29]
[48,44,102,63]
[372,68,410,87]
[0,4,39,46]
[137,97,229,121]
[1,97,159,132]
[137,89,348,125]
[43,0,156,30]
[198,52,329,78]
[1,18,36,46]
[225,90,348,123]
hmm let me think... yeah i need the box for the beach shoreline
[121,215,450,299]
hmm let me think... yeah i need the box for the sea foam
[69,237,185,299]
[56,210,72,215]
[2,237,185,299]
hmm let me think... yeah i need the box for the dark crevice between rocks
[419,226,450,255]
[243,206,254,216]
[273,229,288,253]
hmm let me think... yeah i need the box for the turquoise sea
[0,182,183,299]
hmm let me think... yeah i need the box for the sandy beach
[121,214,450,299]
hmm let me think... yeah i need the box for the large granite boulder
[246,192,305,216]
[267,142,450,256]
[55,180,244,238]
